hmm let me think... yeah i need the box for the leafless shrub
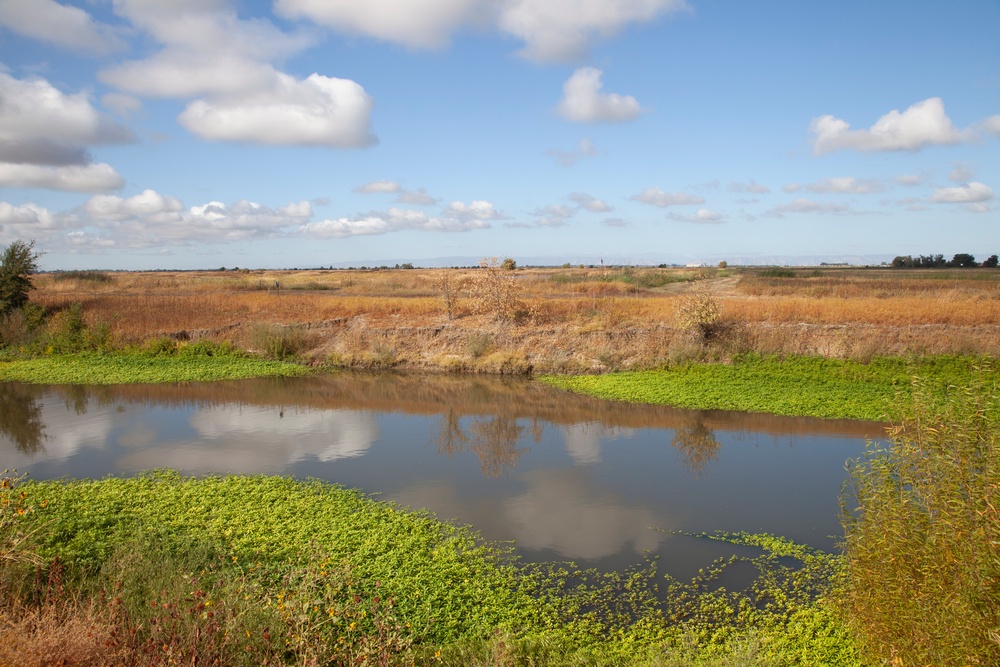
[436,271,465,321]
[469,257,522,322]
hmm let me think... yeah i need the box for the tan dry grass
[27,267,1000,367]
[0,599,119,667]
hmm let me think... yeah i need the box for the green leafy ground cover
[4,473,862,666]
[0,350,311,384]
[539,354,995,421]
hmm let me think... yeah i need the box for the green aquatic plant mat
[540,354,996,421]
[5,473,865,665]
[0,351,311,384]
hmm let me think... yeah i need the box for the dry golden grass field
[28,265,1000,372]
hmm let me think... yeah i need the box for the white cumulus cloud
[500,0,689,62]
[0,0,124,54]
[931,182,993,204]
[762,199,852,218]
[354,180,402,194]
[948,163,974,182]
[178,73,376,148]
[666,208,725,224]
[810,97,969,154]
[547,136,597,167]
[0,72,133,192]
[396,188,438,205]
[275,0,483,49]
[278,201,313,217]
[353,181,436,204]
[0,163,123,192]
[0,202,61,241]
[806,177,884,194]
[630,187,704,207]
[557,68,643,123]
[570,192,613,212]
[84,190,184,222]
[275,0,687,63]
[533,204,576,227]
[302,201,498,238]
[895,173,929,187]
[100,0,311,99]
[98,0,376,148]
[65,193,321,248]
[442,200,503,221]
[981,115,1000,138]
[0,73,135,149]
[728,180,770,194]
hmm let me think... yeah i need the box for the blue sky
[0,0,997,270]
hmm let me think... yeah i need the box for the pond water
[1,373,885,579]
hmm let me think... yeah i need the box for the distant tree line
[890,253,998,268]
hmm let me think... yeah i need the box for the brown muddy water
[1,373,885,580]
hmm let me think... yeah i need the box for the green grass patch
[756,268,797,278]
[0,350,311,384]
[539,354,997,421]
[50,269,113,283]
[3,473,863,666]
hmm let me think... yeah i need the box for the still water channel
[1,373,885,579]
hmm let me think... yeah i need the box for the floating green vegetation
[0,349,311,384]
[3,473,862,666]
[539,354,997,421]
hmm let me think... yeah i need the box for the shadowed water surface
[1,373,884,579]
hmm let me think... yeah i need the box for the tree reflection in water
[0,382,46,455]
[436,411,527,478]
[671,414,720,476]
[469,415,525,478]
[436,409,468,458]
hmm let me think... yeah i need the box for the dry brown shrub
[0,599,119,667]
[674,288,721,338]
[468,257,522,322]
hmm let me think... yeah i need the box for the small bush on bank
[466,332,493,359]
[469,257,522,322]
[248,323,317,360]
[51,270,113,284]
[758,268,796,278]
[0,303,46,348]
[674,288,721,340]
[43,303,113,353]
[838,366,1000,665]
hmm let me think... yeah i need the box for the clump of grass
[51,270,113,284]
[838,366,1000,665]
[757,268,796,278]
[466,332,493,359]
[247,323,318,360]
